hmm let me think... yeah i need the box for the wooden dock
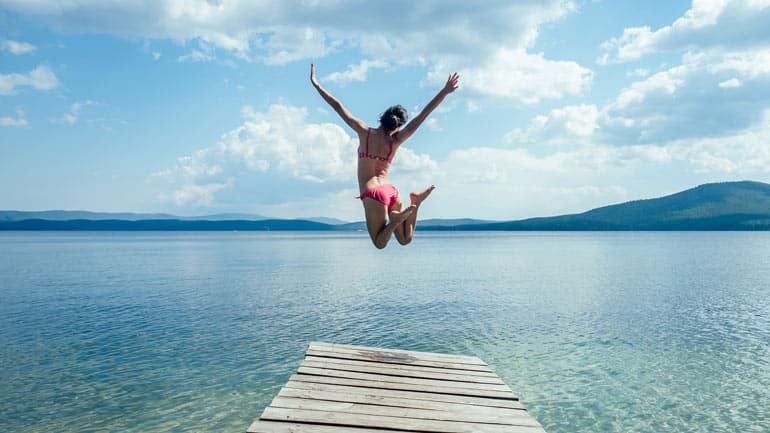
[248,342,546,433]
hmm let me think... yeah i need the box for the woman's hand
[310,63,320,88]
[442,72,460,95]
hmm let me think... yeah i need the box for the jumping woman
[310,64,459,249]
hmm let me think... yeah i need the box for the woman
[311,64,459,249]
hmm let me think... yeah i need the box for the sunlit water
[1,231,768,433]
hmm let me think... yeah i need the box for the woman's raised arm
[396,72,459,144]
[310,64,368,135]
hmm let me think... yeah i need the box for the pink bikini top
[358,128,393,163]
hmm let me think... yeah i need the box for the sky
[1,0,770,221]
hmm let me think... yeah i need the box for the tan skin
[311,64,459,249]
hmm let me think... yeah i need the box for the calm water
[0,231,768,433]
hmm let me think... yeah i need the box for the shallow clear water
[0,231,768,433]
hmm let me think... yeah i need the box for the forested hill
[438,181,770,230]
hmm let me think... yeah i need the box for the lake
[0,231,768,433]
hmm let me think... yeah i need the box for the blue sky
[1,0,769,221]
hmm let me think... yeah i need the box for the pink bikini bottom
[358,184,399,209]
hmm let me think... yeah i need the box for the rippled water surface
[1,231,768,433]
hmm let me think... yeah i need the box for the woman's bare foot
[410,185,436,207]
[389,205,416,225]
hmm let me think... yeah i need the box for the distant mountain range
[2,181,769,231]
[0,219,334,231]
[0,210,270,222]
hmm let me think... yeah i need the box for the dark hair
[379,105,408,133]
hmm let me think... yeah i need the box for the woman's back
[357,127,400,191]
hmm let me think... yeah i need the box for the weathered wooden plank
[269,396,540,426]
[309,341,487,366]
[248,420,415,433]
[306,348,495,372]
[298,366,513,393]
[301,358,505,384]
[277,387,529,416]
[310,341,485,363]
[284,379,525,409]
[304,355,500,378]
[261,407,546,433]
[289,373,518,400]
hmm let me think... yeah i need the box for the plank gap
[300,362,503,385]
[255,418,433,433]
[294,373,519,401]
[263,406,539,429]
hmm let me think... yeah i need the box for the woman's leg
[393,185,435,246]
[363,198,415,249]
[390,199,413,246]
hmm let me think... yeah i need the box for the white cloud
[53,100,94,125]
[391,146,438,173]
[258,27,330,65]
[171,178,234,206]
[581,1,770,150]
[324,59,388,85]
[422,109,770,218]
[503,78,770,188]
[598,26,656,65]
[423,145,633,218]
[599,0,770,64]
[0,39,36,55]
[155,103,359,206]
[352,0,577,64]
[706,49,770,78]
[429,48,593,103]
[152,51,161,60]
[0,108,27,127]
[614,67,685,109]
[0,65,59,95]
[178,48,215,63]
[236,104,359,181]
[506,104,599,145]
[587,49,770,144]
[718,78,742,88]
[664,109,770,174]
[499,34,770,183]
[0,0,589,103]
